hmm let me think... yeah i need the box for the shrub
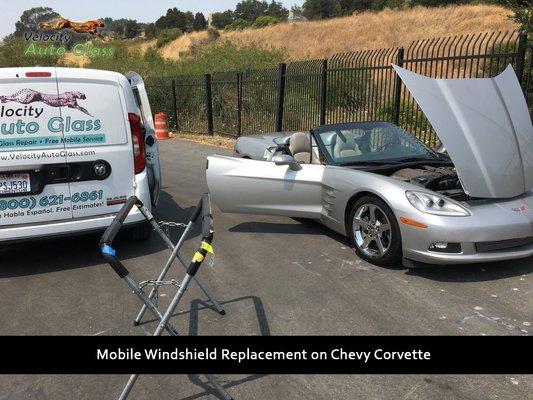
[509,1,532,36]
[80,40,180,77]
[252,15,281,28]
[226,18,251,30]
[82,38,284,77]
[0,37,63,67]
[211,10,234,29]
[178,40,286,74]
[207,28,221,41]
[156,28,182,48]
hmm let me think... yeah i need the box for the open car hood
[393,64,533,199]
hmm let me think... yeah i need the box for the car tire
[129,222,153,242]
[348,195,402,266]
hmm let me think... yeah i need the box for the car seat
[289,131,312,163]
[333,134,362,158]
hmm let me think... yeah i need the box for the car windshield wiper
[339,160,395,166]
[389,156,440,163]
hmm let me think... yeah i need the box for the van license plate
[0,173,31,194]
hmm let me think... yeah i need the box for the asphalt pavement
[0,139,531,399]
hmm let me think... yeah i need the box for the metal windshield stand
[100,194,232,400]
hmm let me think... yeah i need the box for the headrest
[289,131,311,155]
[333,134,361,158]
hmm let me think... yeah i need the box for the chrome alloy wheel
[352,203,392,258]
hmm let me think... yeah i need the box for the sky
[0,0,302,40]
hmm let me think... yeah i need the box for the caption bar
[0,336,529,374]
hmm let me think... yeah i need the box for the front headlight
[405,190,470,216]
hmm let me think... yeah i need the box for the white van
[0,67,161,242]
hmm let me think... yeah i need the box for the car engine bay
[390,166,467,200]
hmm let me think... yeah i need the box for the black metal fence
[146,30,531,147]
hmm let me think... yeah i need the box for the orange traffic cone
[154,113,170,140]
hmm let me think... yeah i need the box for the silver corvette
[206,65,533,267]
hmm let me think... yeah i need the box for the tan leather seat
[289,131,311,163]
[333,134,361,158]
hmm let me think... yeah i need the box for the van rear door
[0,67,73,226]
[55,68,136,219]
[126,71,161,206]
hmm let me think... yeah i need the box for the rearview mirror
[273,154,302,171]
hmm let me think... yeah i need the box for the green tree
[193,12,208,31]
[181,11,195,32]
[155,8,195,32]
[267,1,290,20]
[508,1,532,35]
[111,24,124,37]
[340,0,373,14]
[123,20,141,39]
[144,23,157,39]
[290,5,306,20]
[302,0,343,20]
[155,14,169,30]
[372,0,408,10]
[235,0,269,22]
[211,10,234,29]
[14,7,60,37]
[102,18,142,39]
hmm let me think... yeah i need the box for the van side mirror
[273,154,302,171]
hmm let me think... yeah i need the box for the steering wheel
[375,140,396,152]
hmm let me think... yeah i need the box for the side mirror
[273,154,302,171]
[274,135,291,153]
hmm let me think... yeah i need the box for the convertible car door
[206,155,325,218]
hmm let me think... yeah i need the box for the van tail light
[25,71,52,77]
[128,113,146,174]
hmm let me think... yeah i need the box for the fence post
[275,62,287,132]
[319,59,328,126]
[515,32,528,86]
[204,74,214,135]
[392,47,404,126]
[237,72,243,137]
[171,79,178,131]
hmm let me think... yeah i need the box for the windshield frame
[311,121,440,167]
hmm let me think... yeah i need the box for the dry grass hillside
[159,33,208,59]
[161,4,517,61]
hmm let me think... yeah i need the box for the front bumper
[399,195,533,265]
[404,241,533,265]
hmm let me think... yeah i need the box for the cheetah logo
[39,18,105,40]
[0,89,92,116]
